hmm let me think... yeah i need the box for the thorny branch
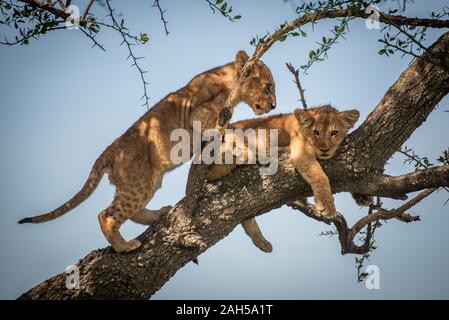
[398,147,432,170]
[152,0,169,36]
[0,0,151,105]
[105,0,150,109]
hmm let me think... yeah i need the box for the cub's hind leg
[99,167,165,252]
[98,203,141,253]
[98,185,151,252]
[242,218,273,253]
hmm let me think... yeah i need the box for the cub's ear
[339,109,360,128]
[235,50,249,70]
[294,109,313,127]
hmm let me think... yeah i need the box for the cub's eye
[331,130,338,136]
[313,130,320,136]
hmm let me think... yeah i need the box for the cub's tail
[18,155,109,224]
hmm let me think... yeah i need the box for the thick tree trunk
[19,31,449,300]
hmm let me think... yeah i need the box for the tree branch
[82,0,95,20]
[251,8,449,63]
[18,0,69,19]
[349,188,435,236]
[354,166,449,198]
[289,188,435,255]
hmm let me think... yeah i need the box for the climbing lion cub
[207,105,360,253]
[19,50,277,253]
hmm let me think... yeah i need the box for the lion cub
[208,105,359,252]
[19,50,277,253]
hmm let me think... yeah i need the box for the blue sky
[1,0,448,299]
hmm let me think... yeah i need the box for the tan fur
[208,105,360,252]
[19,51,276,253]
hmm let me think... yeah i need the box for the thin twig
[79,27,105,51]
[82,0,95,20]
[152,0,169,36]
[285,62,308,110]
[106,0,150,108]
[204,0,236,22]
[56,0,66,11]
[398,148,428,168]
[0,24,67,45]
[380,12,431,56]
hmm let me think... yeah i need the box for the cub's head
[295,105,360,159]
[234,50,276,115]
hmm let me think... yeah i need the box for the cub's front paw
[315,194,337,219]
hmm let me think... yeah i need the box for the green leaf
[309,50,316,59]
[233,15,241,20]
[139,33,149,44]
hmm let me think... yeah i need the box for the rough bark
[18,31,449,300]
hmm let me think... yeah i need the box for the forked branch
[288,188,436,255]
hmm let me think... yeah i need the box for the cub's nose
[270,103,276,110]
[320,147,331,153]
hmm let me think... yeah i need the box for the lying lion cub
[207,105,360,253]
